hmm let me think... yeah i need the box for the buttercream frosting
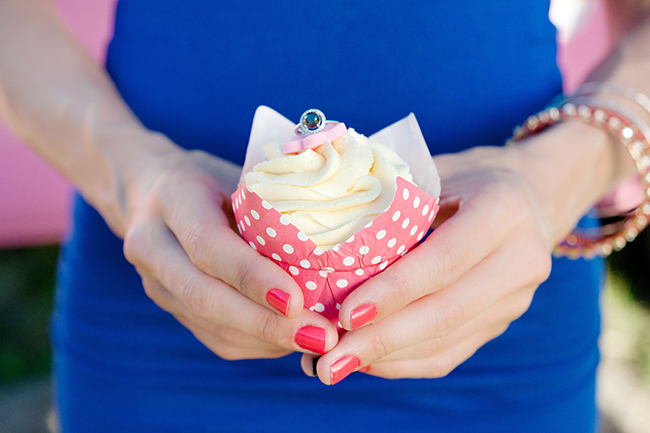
[244,129,413,250]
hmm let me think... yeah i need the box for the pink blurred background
[0,0,115,247]
[0,0,616,248]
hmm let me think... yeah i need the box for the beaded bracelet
[509,96,650,259]
[573,82,650,113]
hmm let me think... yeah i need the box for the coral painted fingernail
[295,326,326,354]
[266,289,290,316]
[330,355,361,385]
[350,304,377,330]
[359,365,371,373]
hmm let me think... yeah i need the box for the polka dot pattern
[231,177,439,328]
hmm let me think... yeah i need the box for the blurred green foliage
[604,271,650,384]
[608,228,650,309]
[0,245,58,383]
[606,228,650,385]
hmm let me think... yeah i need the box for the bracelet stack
[508,83,650,259]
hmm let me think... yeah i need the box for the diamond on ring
[298,109,326,134]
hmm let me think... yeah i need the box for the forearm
[0,0,178,236]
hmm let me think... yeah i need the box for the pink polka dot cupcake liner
[232,177,439,328]
[232,107,441,330]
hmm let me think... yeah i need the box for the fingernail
[312,356,321,377]
[330,355,361,385]
[266,289,290,316]
[350,303,377,330]
[359,365,371,373]
[295,326,326,354]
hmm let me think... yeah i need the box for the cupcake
[232,107,440,328]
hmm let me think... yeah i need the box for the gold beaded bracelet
[509,95,650,259]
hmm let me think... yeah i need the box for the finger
[316,245,541,384]
[338,185,550,331]
[359,325,506,380]
[175,314,292,360]
[152,171,305,317]
[141,276,291,359]
[338,188,506,330]
[125,219,338,354]
[370,286,530,363]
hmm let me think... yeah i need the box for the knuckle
[431,300,467,338]
[375,366,401,380]
[178,275,210,318]
[233,260,256,297]
[492,181,534,229]
[421,338,447,358]
[427,354,457,378]
[141,277,157,299]
[510,290,536,321]
[498,180,527,211]
[213,345,243,361]
[384,272,413,307]
[146,170,178,210]
[431,245,467,289]
[252,310,281,345]
[530,246,552,284]
[182,222,211,269]
[217,327,246,349]
[368,329,397,360]
[193,325,249,361]
[123,224,148,265]
[493,324,511,340]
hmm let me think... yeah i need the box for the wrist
[511,120,636,246]
[80,123,183,237]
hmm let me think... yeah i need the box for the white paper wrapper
[240,106,440,198]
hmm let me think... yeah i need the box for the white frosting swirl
[244,129,413,250]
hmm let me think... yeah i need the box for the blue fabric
[52,1,603,431]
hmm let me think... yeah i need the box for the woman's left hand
[301,122,628,384]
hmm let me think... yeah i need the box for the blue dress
[52,1,604,431]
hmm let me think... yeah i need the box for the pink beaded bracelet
[509,96,650,259]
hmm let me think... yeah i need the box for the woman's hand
[119,132,339,360]
[302,122,630,384]
[0,0,340,362]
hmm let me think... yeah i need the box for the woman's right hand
[118,132,339,360]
